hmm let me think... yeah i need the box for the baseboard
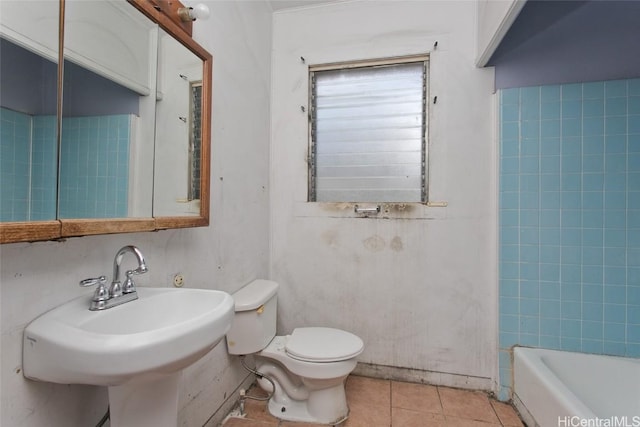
[353,362,493,391]
[203,373,255,427]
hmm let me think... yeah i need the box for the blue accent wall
[498,78,640,400]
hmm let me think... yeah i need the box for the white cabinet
[1,1,156,96]
[64,1,156,95]
[0,0,59,61]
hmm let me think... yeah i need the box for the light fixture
[177,3,210,22]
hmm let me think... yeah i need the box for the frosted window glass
[310,61,427,202]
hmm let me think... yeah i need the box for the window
[308,56,428,203]
[188,81,202,201]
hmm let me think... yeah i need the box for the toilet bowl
[225,280,364,424]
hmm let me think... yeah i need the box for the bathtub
[513,347,640,427]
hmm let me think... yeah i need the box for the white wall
[271,0,498,387]
[0,1,272,426]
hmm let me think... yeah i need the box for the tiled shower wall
[498,78,640,400]
[1,108,32,221]
[0,110,130,220]
[58,115,130,218]
[30,115,57,220]
[0,109,57,221]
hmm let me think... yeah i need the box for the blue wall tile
[58,114,130,218]
[605,80,627,98]
[562,83,583,100]
[584,99,604,117]
[1,109,58,221]
[583,82,604,99]
[499,79,640,401]
[629,97,640,115]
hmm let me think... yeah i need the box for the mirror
[0,1,59,227]
[0,0,212,243]
[61,0,157,219]
[153,29,204,217]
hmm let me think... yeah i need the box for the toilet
[225,279,364,424]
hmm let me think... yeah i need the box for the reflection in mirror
[153,29,204,217]
[1,1,59,223]
[60,0,157,219]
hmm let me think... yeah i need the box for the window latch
[354,205,380,216]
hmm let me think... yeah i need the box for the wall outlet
[173,274,184,287]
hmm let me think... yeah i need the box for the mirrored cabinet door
[153,29,205,218]
[0,0,212,243]
[61,0,157,219]
[1,1,59,223]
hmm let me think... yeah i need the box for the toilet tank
[226,279,279,355]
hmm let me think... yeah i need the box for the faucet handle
[79,276,107,288]
[122,270,137,294]
[79,276,110,303]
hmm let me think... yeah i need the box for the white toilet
[226,279,364,424]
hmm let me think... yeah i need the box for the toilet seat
[285,327,364,362]
[258,336,359,380]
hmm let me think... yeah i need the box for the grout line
[435,385,444,415]
[388,379,393,417]
[488,399,504,427]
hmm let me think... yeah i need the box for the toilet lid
[285,327,364,362]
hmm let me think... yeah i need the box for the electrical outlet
[173,274,184,287]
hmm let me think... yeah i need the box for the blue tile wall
[58,115,130,218]
[1,110,130,221]
[1,108,32,221]
[1,110,57,221]
[31,115,57,220]
[498,78,640,401]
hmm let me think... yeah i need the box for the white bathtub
[513,347,640,427]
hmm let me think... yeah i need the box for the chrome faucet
[111,245,148,296]
[80,245,148,311]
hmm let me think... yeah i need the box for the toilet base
[266,382,349,425]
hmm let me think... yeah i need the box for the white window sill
[293,201,448,220]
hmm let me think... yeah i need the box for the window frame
[307,54,430,204]
[188,80,203,201]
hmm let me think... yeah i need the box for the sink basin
[24,287,234,385]
[23,287,234,427]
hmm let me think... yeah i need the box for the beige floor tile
[281,422,332,427]
[342,402,391,427]
[346,375,391,408]
[445,416,502,427]
[242,399,278,423]
[438,388,499,424]
[392,407,446,427]
[223,376,524,427]
[392,381,442,414]
[490,400,524,427]
[246,385,270,399]
[222,417,278,426]
[344,376,391,426]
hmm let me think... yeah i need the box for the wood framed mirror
[0,0,212,243]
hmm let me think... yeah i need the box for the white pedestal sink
[23,287,234,427]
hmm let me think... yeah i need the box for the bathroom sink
[23,287,234,386]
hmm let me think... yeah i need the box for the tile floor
[222,375,524,427]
